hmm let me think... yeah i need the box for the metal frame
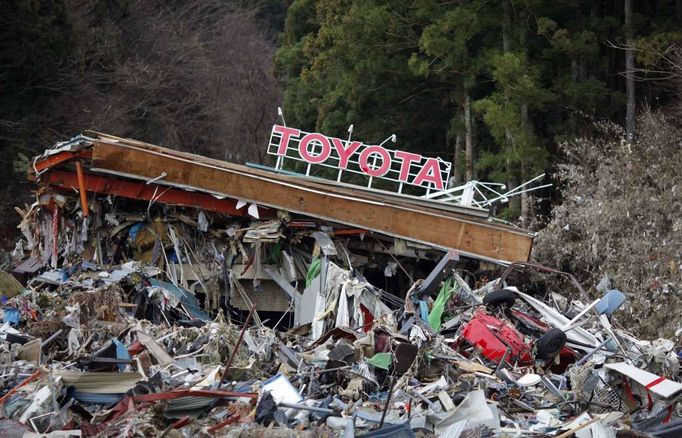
[268,126,451,196]
[424,174,552,208]
[39,169,262,217]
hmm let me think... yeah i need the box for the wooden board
[86,139,533,263]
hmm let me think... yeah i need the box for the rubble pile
[1,136,681,437]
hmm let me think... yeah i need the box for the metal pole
[278,402,336,415]
[575,337,612,367]
[41,329,63,348]
[219,304,256,385]
[221,251,231,324]
[379,376,397,428]
[75,160,89,217]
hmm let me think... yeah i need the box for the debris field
[1,133,680,437]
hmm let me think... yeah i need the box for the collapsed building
[19,131,533,323]
[0,131,680,437]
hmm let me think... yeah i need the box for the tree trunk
[502,0,511,53]
[520,103,531,228]
[625,0,635,142]
[521,162,530,227]
[453,133,462,185]
[571,59,579,81]
[502,0,519,218]
[464,94,475,181]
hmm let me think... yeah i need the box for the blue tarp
[2,308,20,325]
[112,339,131,371]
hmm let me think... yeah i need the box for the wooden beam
[88,140,533,262]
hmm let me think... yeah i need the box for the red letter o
[359,146,391,177]
[299,133,331,163]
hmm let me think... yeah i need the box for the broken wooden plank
[86,140,532,262]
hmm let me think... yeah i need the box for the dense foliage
[276,0,682,220]
[3,1,680,221]
[0,0,281,228]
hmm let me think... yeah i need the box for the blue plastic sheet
[418,301,429,322]
[128,223,143,241]
[112,339,131,371]
[595,289,626,315]
[2,308,20,325]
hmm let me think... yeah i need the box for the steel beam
[33,150,93,172]
[39,169,265,217]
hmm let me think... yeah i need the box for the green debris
[306,258,321,288]
[427,277,457,331]
[367,352,393,370]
